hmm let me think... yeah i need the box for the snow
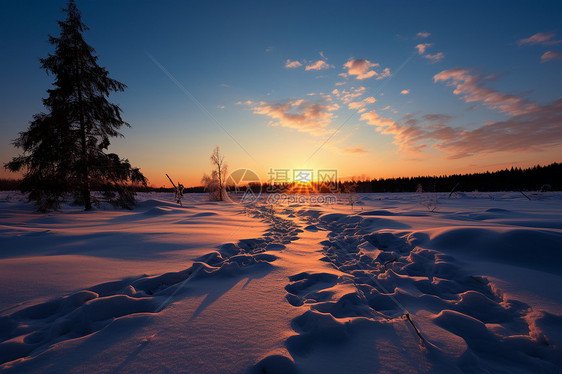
[0,191,561,373]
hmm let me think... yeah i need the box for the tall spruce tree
[5,0,146,211]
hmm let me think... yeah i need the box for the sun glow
[285,181,319,194]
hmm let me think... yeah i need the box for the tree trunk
[218,166,223,201]
[75,42,91,210]
[79,108,91,210]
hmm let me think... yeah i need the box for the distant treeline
[1,162,560,193]
[0,179,21,191]
[350,162,562,193]
[249,162,562,193]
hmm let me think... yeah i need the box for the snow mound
[280,206,562,372]
[428,227,562,275]
[249,355,298,374]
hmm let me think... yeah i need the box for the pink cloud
[343,59,379,80]
[415,43,444,63]
[376,67,391,80]
[416,32,431,39]
[331,86,366,103]
[344,145,367,154]
[433,68,539,115]
[348,96,376,112]
[424,52,444,63]
[360,110,399,133]
[305,60,333,71]
[415,43,432,54]
[435,99,562,158]
[518,32,561,46]
[360,110,427,152]
[400,89,410,95]
[360,100,562,159]
[285,59,302,68]
[541,50,562,63]
[243,99,338,135]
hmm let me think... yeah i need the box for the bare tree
[201,146,227,201]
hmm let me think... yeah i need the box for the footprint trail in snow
[0,204,302,367]
[276,206,562,373]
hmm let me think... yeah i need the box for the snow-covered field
[1,191,561,373]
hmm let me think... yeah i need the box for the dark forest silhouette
[262,162,562,193]
[228,162,562,193]
[358,162,562,193]
[342,162,562,193]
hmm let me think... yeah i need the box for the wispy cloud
[434,68,539,115]
[541,50,562,63]
[348,96,376,112]
[331,86,366,103]
[400,89,410,95]
[518,32,561,46]
[360,110,426,152]
[377,67,391,80]
[433,99,562,158]
[415,43,432,54]
[342,58,389,80]
[424,52,444,63]
[415,43,444,63]
[360,99,562,159]
[343,145,367,154]
[240,99,338,135]
[305,60,333,71]
[360,110,398,131]
[422,113,453,125]
[416,31,431,39]
[285,59,303,68]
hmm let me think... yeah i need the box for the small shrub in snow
[420,193,439,212]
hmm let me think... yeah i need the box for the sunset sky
[1,0,561,187]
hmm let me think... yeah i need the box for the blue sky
[1,0,561,186]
